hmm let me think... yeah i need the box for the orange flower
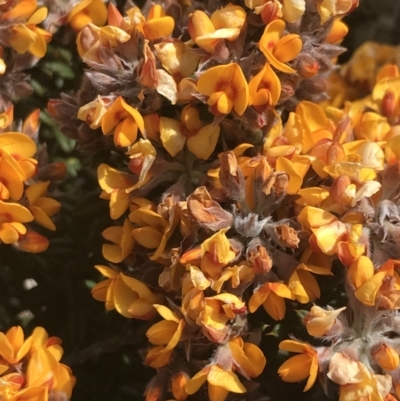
[200,229,237,280]
[0,201,34,244]
[278,340,319,391]
[101,97,145,147]
[25,181,61,231]
[101,218,134,263]
[249,281,294,320]
[67,0,107,31]
[186,363,246,401]
[197,63,249,116]
[0,326,32,365]
[159,105,220,159]
[98,164,134,219]
[8,5,52,58]
[188,4,246,54]
[91,265,159,319]
[248,63,281,111]
[197,293,246,343]
[371,343,400,371]
[304,306,346,337]
[259,19,302,74]
[141,5,175,41]
[130,207,176,261]
[146,305,185,357]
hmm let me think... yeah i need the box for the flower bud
[219,151,245,201]
[260,1,280,25]
[247,244,272,274]
[371,343,400,371]
[330,175,352,205]
[171,372,190,400]
[304,305,346,337]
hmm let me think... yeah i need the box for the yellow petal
[187,124,220,160]
[9,24,36,54]
[185,369,208,394]
[153,305,180,323]
[207,365,246,393]
[354,272,386,306]
[278,354,312,383]
[159,117,186,157]
[113,274,139,318]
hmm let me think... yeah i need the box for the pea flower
[304,305,346,337]
[248,63,281,111]
[159,105,220,159]
[141,4,175,41]
[101,96,145,147]
[278,340,319,391]
[186,363,246,401]
[91,266,159,319]
[197,63,249,116]
[259,20,302,74]
[67,0,107,31]
[188,4,246,54]
[0,201,34,245]
[0,326,32,365]
[249,281,294,320]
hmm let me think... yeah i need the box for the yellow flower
[26,344,76,397]
[200,229,237,280]
[249,281,294,320]
[141,4,175,41]
[328,353,391,401]
[101,96,145,147]
[318,0,354,24]
[259,20,302,74]
[0,326,32,365]
[77,96,110,129]
[0,201,34,244]
[7,5,52,58]
[98,164,134,219]
[297,206,347,255]
[197,63,249,116]
[0,132,38,184]
[371,343,400,371]
[67,0,107,31]
[304,306,346,337]
[186,364,246,401]
[154,40,201,82]
[188,4,246,54]
[101,218,134,263]
[146,305,185,355]
[229,338,266,378]
[278,340,319,391]
[197,293,246,343]
[347,255,374,289]
[130,207,176,261]
[248,63,281,111]
[160,105,220,159]
[91,266,159,319]
[25,181,61,231]
[288,263,332,304]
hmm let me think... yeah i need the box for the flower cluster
[47,0,400,400]
[0,326,75,400]
[0,107,62,252]
[276,51,400,401]
[0,0,53,107]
